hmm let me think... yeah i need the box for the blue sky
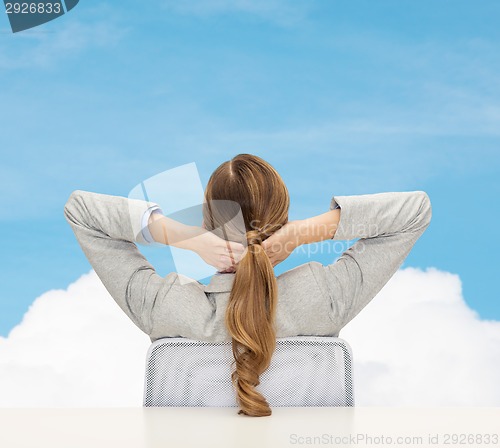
[0,0,499,337]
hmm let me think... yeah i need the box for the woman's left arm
[147,210,244,270]
[63,190,242,335]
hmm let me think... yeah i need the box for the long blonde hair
[203,154,290,417]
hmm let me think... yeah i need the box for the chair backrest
[143,336,354,407]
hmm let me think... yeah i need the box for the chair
[143,336,354,408]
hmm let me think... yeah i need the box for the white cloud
[0,8,128,70]
[0,266,498,407]
[0,270,151,407]
[161,0,312,27]
[341,267,500,406]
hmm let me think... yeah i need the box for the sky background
[0,0,499,339]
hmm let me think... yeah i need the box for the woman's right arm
[264,191,432,329]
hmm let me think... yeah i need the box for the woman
[64,154,432,417]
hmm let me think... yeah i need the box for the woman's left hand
[188,229,245,272]
[148,212,245,272]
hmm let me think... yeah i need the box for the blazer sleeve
[63,189,178,335]
[314,190,432,330]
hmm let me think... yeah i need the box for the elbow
[415,190,432,230]
[63,190,85,222]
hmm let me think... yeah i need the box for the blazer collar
[204,272,235,293]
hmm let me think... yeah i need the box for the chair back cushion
[143,336,354,407]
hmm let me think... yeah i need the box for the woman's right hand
[261,208,341,266]
[261,220,304,267]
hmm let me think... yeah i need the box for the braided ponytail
[224,229,277,416]
[204,154,290,417]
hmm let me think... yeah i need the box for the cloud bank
[341,267,500,406]
[0,271,151,407]
[0,266,498,407]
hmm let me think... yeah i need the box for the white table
[0,407,498,448]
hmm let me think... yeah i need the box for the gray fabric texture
[64,190,432,343]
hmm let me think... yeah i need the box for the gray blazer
[64,189,432,343]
